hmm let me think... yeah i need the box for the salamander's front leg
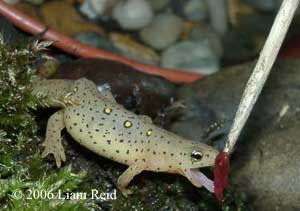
[41,110,66,167]
[117,164,144,195]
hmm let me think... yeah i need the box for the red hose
[0,1,204,83]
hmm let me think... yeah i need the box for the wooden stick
[224,0,300,154]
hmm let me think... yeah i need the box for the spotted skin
[32,78,219,194]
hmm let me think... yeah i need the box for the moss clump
[0,37,96,210]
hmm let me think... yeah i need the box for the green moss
[0,38,96,211]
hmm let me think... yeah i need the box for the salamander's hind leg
[117,164,144,196]
[41,110,66,167]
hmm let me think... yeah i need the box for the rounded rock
[140,13,183,50]
[161,40,220,75]
[146,0,170,11]
[113,0,153,30]
[184,0,208,21]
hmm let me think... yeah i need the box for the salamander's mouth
[184,168,214,193]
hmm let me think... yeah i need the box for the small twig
[224,0,300,154]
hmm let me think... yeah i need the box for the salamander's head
[176,142,219,192]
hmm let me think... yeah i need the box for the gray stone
[206,0,228,35]
[113,0,153,30]
[184,0,208,21]
[74,32,120,53]
[189,27,223,57]
[147,0,170,11]
[139,13,183,50]
[80,0,120,20]
[161,40,220,74]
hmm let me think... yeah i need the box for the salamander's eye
[191,150,203,162]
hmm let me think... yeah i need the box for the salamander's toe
[41,138,66,168]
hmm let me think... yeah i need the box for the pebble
[79,0,119,20]
[109,32,160,65]
[113,0,153,30]
[39,0,105,36]
[140,13,183,50]
[79,0,105,19]
[183,0,208,21]
[146,0,170,11]
[206,0,228,35]
[161,40,220,75]
[189,26,223,57]
[74,32,120,53]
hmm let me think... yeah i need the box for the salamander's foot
[118,187,133,197]
[117,164,144,197]
[41,138,66,168]
[41,110,66,167]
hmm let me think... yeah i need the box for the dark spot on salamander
[116,150,120,153]
[107,140,111,145]
[126,150,129,154]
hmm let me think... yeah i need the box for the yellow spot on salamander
[124,120,132,128]
[103,107,112,114]
[146,129,153,137]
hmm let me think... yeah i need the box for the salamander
[31,78,218,194]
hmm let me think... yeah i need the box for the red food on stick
[214,152,230,202]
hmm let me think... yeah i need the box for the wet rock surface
[53,58,176,118]
[232,123,300,211]
[173,59,300,210]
